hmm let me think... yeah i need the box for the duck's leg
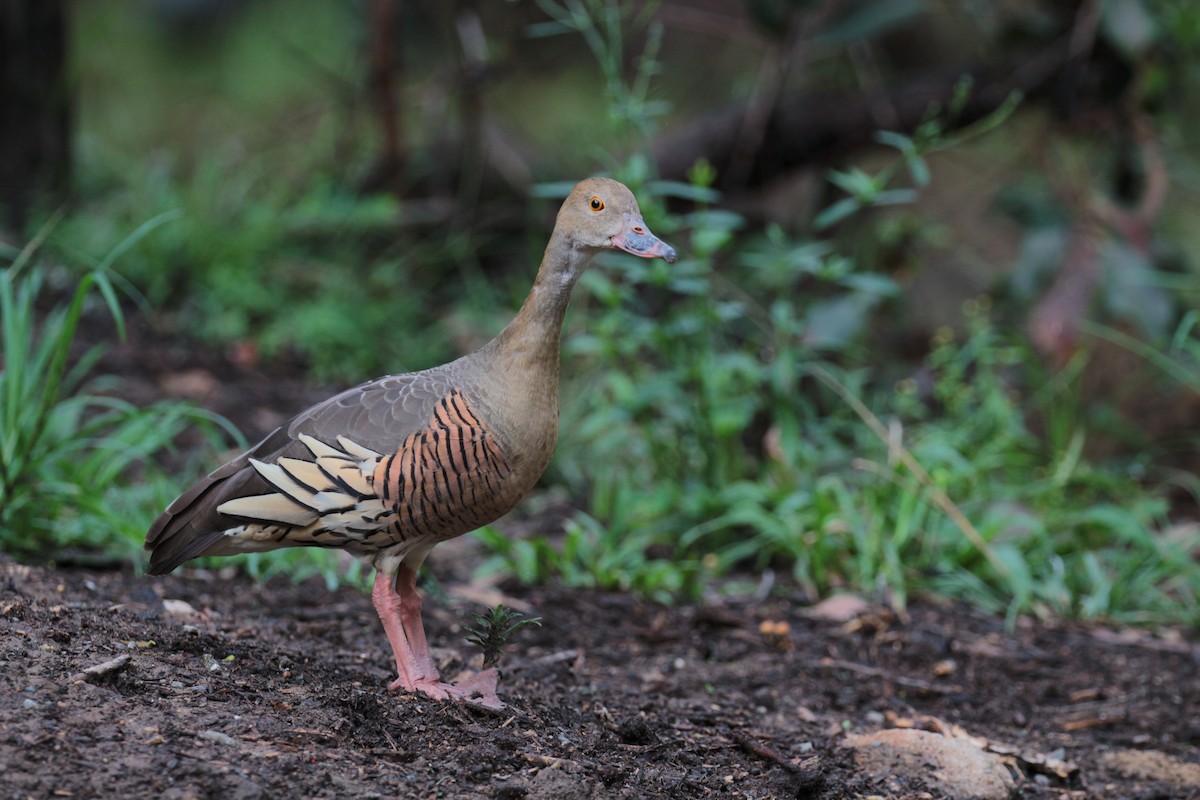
[372,567,504,709]
[372,568,443,695]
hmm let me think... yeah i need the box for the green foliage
[238,548,372,593]
[832,317,1198,623]
[469,0,1200,626]
[493,259,1198,622]
[54,151,465,383]
[529,0,668,145]
[0,230,234,565]
[817,79,1022,229]
[59,2,479,383]
[463,605,543,669]
[475,513,704,604]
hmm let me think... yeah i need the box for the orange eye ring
[589,196,605,211]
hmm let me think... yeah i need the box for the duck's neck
[487,229,593,380]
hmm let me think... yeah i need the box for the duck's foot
[451,668,503,710]
[388,668,504,710]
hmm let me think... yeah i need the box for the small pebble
[163,599,197,616]
[933,659,957,677]
[198,729,235,746]
[22,699,38,710]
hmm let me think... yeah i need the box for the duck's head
[557,177,677,263]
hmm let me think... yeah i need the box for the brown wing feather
[145,371,452,575]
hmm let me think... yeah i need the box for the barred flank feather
[373,392,514,543]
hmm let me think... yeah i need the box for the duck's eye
[589,196,605,211]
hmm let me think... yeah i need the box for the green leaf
[827,167,880,198]
[813,197,861,230]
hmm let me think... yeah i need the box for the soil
[2,552,1198,800]
[3,310,1199,800]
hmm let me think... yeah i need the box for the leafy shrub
[0,228,232,565]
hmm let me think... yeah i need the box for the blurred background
[2,0,1198,623]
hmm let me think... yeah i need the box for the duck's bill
[613,216,678,263]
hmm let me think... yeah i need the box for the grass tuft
[1,222,235,565]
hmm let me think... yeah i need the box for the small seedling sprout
[464,605,542,669]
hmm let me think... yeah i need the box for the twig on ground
[65,653,131,685]
[523,753,580,769]
[732,732,826,792]
[511,649,580,672]
[731,731,802,773]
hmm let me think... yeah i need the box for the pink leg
[372,568,440,693]
[371,568,504,709]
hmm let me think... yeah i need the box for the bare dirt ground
[2,551,1198,800]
